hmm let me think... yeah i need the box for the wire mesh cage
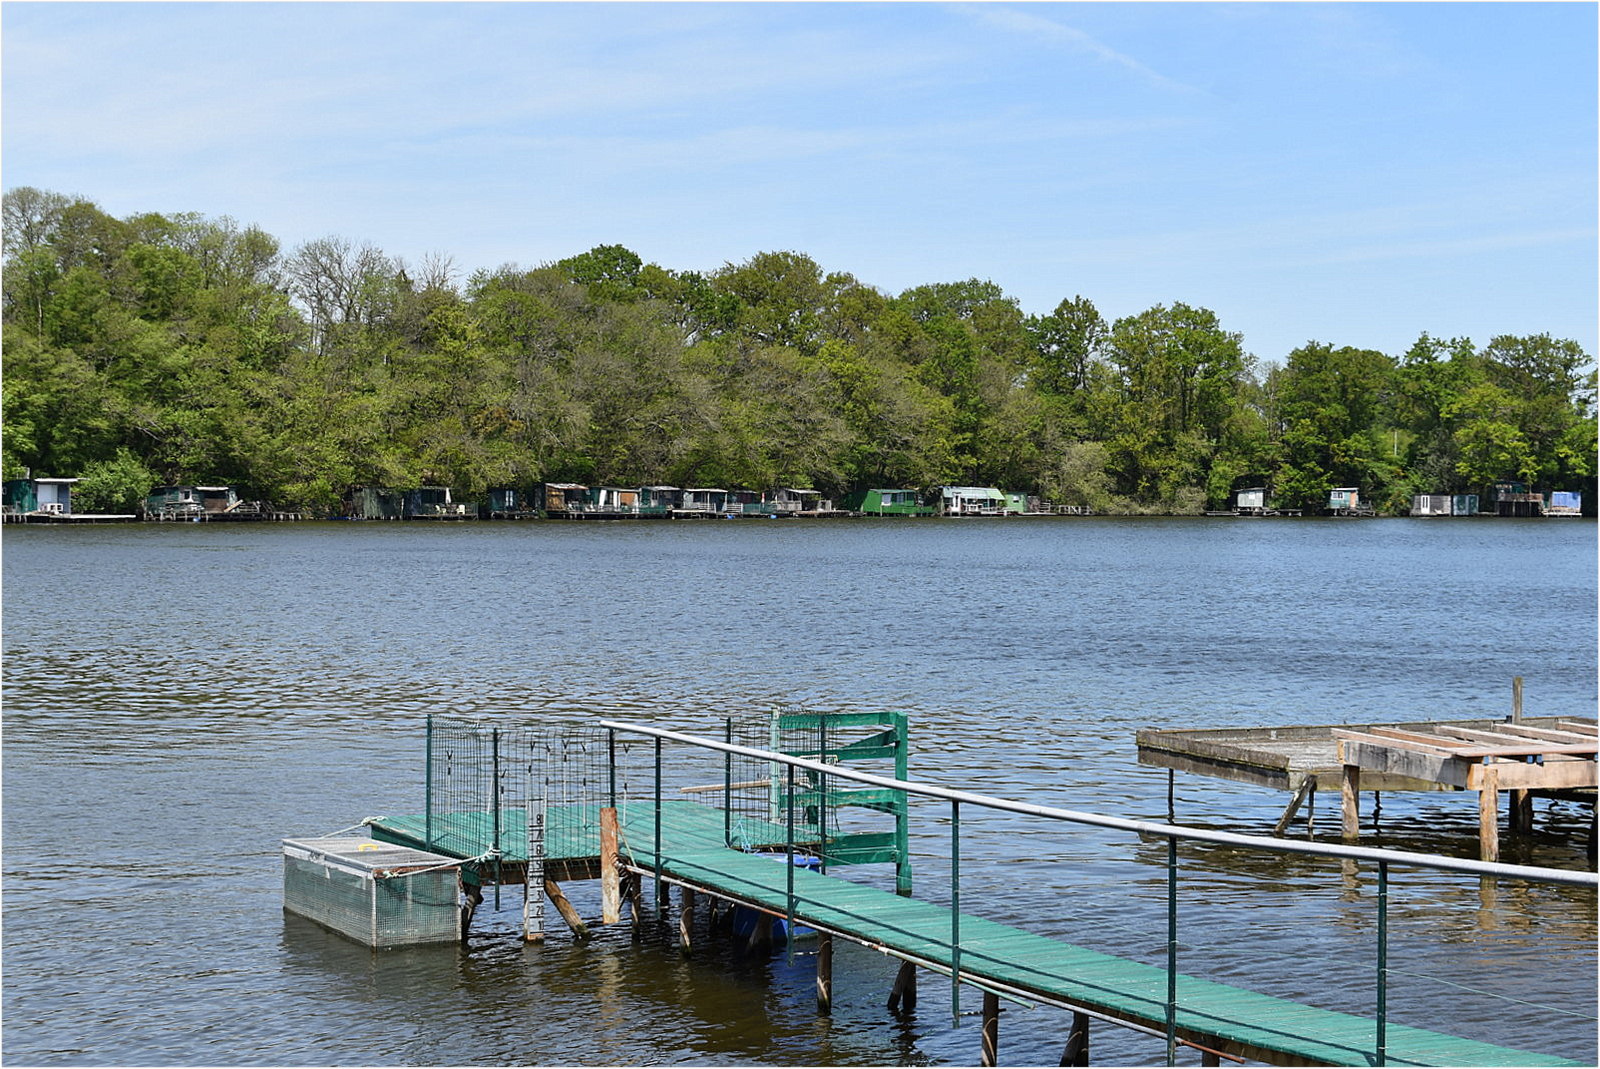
[282,837,460,948]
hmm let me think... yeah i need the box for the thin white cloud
[953,4,1203,95]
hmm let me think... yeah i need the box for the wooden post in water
[1510,678,1534,834]
[678,887,695,954]
[980,990,1000,1067]
[545,879,589,940]
[1060,1012,1089,1066]
[816,932,833,1013]
[1479,764,1501,862]
[747,913,774,954]
[600,807,621,924]
[1341,763,1361,842]
[888,960,918,1014]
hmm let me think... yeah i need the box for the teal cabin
[347,486,403,520]
[842,488,932,516]
[146,485,239,520]
[4,477,76,516]
[637,486,678,515]
[1002,491,1035,514]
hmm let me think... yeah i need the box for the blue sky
[3,2,1595,365]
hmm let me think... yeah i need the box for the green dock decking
[367,801,1576,1068]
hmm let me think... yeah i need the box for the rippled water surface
[3,517,1595,1066]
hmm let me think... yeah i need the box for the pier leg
[1201,1050,1221,1066]
[1305,782,1316,839]
[816,932,833,1014]
[1273,778,1314,837]
[625,872,643,941]
[600,807,622,924]
[1340,764,1361,842]
[545,879,590,940]
[888,960,918,1014]
[980,990,1000,1067]
[1479,765,1500,862]
[459,880,483,943]
[1060,1012,1089,1066]
[678,888,696,954]
[748,912,774,954]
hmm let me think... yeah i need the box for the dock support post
[678,887,695,954]
[545,878,590,940]
[1059,1012,1089,1066]
[1273,778,1314,837]
[1510,678,1533,834]
[816,932,833,1014]
[889,960,918,1014]
[1200,1051,1220,1067]
[1341,764,1361,842]
[1165,834,1178,1067]
[748,913,774,954]
[980,990,1000,1067]
[600,807,621,924]
[1479,764,1500,862]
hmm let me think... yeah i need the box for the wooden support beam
[888,959,918,1014]
[1341,764,1360,842]
[678,887,695,954]
[1479,765,1500,863]
[816,932,833,1014]
[1201,1050,1221,1066]
[1060,1011,1089,1066]
[1273,778,1315,837]
[981,990,1000,1067]
[600,807,621,924]
[545,878,590,940]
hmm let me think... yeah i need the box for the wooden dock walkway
[368,798,1580,1067]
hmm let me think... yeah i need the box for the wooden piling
[816,932,833,1014]
[1060,1011,1089,1066]
[678,887,696,954]
[1510,679,1533,834]
[747,912,774,954]
[888,959,918,1013]
[545,878,590,940]
[980,990,1000,1067]
[1479,764,1500,862]
[1340,763,1360,842]
[600,806,621,924]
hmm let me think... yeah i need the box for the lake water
[3,517,1595,1066]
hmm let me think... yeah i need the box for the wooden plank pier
[1138,707,1597,861]
[355,718,1595,1068]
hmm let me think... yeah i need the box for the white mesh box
[282,836,461,948]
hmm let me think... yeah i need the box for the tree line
[3,187,1594,516]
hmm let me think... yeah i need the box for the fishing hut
[1137,682,1596,861]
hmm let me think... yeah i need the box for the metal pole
[787,761,797,965]
[424,714,434,852]
[654,736,664,913]
[1166,834,1178,1066]
[608,727,616,809]
[819,714,829,875]
[724,718,733,848]
[952,798,961,1027]
[492,727,502,911]
[1377,860,1389,1066]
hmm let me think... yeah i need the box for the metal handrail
[602,718,1597,886]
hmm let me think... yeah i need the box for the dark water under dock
[2,517,1596,1065]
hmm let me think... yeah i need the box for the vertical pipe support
[724,718,733,848]
[1376,859,1389,1066]
[607,727,616,809]
[951,798,962,1027]
[424,714,434,852]
[1166,833,1178,1067]
[492,727,502,910]
[786,761,797,965]
[654,736,664,913]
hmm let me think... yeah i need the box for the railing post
[424,714,434,852]
[1377,859,1389,1066]
[952,798,961,1027]
[724,718,733,848]
[819,714,829,874]
[654,736,664,913]
[492,727,502,910]
[787,761,797,965]
[607,727,616,809]
[1166,834,1178,1067]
